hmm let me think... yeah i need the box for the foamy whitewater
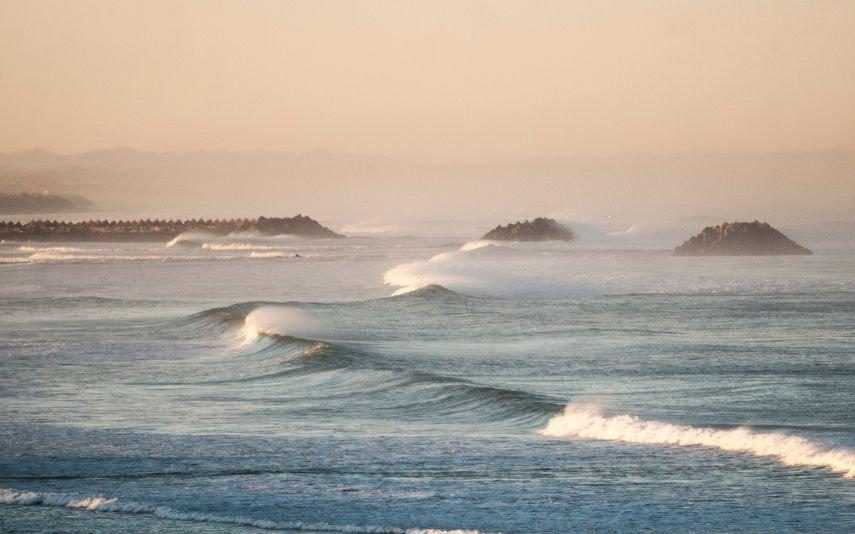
[540,404,855,478]
[1,235,854,532]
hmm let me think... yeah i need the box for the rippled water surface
[1,236,854,532]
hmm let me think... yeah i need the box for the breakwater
[0,215,343,241]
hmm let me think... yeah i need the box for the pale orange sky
[1,0,854,162]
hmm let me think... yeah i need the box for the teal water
[1,236,854,532]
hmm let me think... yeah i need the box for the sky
[1,0,854,162]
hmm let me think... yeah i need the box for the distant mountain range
[1,148,853,234]
[0,192,94,214]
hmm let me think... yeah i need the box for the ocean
[1,234,854,533]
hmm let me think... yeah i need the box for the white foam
[0,488,491,533]
[203,243,283,251]
[383,241,586,297]
[249,251,288,259]
[226,231,297,241]
[383,250,473,296]
[25,252,159,263]
[14,250,256,264]
[17,245,90,253]
[458,240,495,252]
[341,219,408,236]
[384,240,506,295]
[165,231,217,248]
[539,404,855,478]
[243,305,326,343]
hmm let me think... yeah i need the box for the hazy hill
[1,149,853,238]
[0,192,94,214]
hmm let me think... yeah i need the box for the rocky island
[482,217,576,242]
[674,221,812,256]
[0,214,343,242]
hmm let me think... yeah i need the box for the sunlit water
[1,235,854,532]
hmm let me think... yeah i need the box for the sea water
[1,235,854,532]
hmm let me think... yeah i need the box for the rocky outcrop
[0,214,343,242]
[252,215,342,238]
[674,221,812,256]
[482,217,576,242]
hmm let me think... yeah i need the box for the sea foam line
[539,404,855,478]
[0,488,491,534]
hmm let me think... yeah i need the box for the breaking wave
[177,298,560,424]
[540,404,855,478]
[0,488,491,534]
[242,305,327,343]
[249,251,288,259]
[383,240,848,299]
[16,245,92,253]
[383,240,504,296]
[458,240,496,252]
[203,243,280,251]
[165,231,217,248]
[23,252,163,263]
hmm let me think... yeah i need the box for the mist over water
[2,1,855,530]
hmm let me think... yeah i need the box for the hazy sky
[1,0,854,162]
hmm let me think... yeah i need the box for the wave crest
[539,404,855,478]
[243,305,326,344]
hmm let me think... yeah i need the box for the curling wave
[539,404,855,478]
[172,299,561,425]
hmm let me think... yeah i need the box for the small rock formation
[674,221,812,256]
[253,215,342,238]
[482,217,576,242]
[0,214,343,242]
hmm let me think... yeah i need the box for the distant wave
[249,251,289,259]
[169,231,299,249]
[383,240,499,296]
[392,283,471,301]
[171,230,298,248]
[5,250,301,264]
[16,252,222,264]
[191,283,467,326]
[340,220,408,236]
[156,230,314,260]
[24,252,164,263]
[540,404,855,479]
[165,231,217,248]
[203,243,281,251]
[225,231,298,241]
[0,488,492,534]
[192,285,471,343]
[383,239,583,297]
[16,245,92,253]
[458,239,496,252]
[384,240,853,299]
